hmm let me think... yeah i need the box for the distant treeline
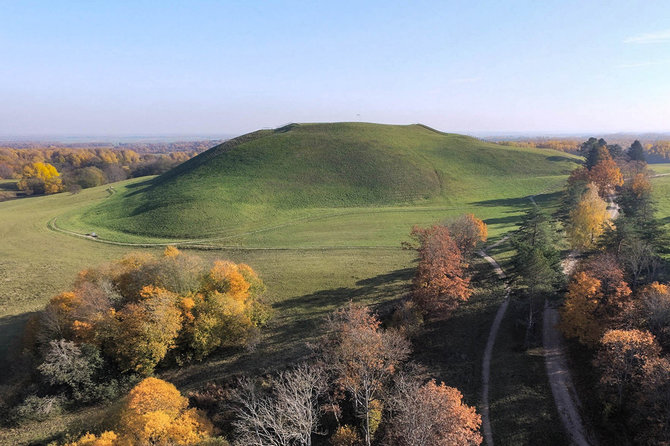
[1,139,221,154]
[497,138,670,163]
[0,142,217,198]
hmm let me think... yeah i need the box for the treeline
[498,136,670,162]
[1,139,219,154]
[0,146,206,197]
[555,142,670,444]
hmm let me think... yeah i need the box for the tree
[568,183,609,249]
[636,283,670,350]
[118,377,214,445]
[106,286,182,375]
[561,255,632,347]
[37,339,102,401]
[409,225,471,316]
[595,329,661,406]
[231,364,326,446]
[330,425,363,446]
[444,214,488,257]
[581,138,610,169]
[628,140,646,162]
[65,431,118,446]
[589,159,623,197]
[510,207,563,346]
[561,272,605,347]
[321,304,411,446]
[389,376,482,446]
[17,161,63,195]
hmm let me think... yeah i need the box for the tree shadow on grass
[166,267,414,388]
[0,312,34,384]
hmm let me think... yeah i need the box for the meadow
[0,125,580,444]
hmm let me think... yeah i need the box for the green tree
[628,140,646,162]
[510,207,563,346]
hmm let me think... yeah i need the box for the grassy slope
[0,124,578,444]
[59,123,580,242]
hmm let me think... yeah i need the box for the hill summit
[76,122,578,238]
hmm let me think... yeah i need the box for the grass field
[651,163,670,234]
[0,125,578,444]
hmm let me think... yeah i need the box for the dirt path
[543,301,595,445]
[526,192,595,444]
[477,248,511,446]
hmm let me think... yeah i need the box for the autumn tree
[388,376,482,446]
[595,329,661,406]
[65,431,118,446]
[635,283,670,350]
[561,272,605,347]
[231,364,326,446]
[409,225,471,316]
[105,286,182,375]
[561,256,632,347]
[118,377,214,445]
[17,161,63,195]
[568,183,609,249]
[589,158,623,197]
[321,304,411,446]
[444,213,488,257]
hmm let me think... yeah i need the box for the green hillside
[63,122,580,240]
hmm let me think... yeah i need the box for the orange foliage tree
[445,214,488,256]
[561,256,632,347]
[67,378,214,446]
[595,329,661,406]
[117,377,214,445]
[589,159,624,197]
[389,377,482,446]
[322,304,411,446]
[409,225,471,316]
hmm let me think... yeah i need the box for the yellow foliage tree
[17,161,63,194]
[107,287,182,375]
[65,431,118,446]
[118,377,214,445]
[560,272,605,346]
[568,183,609,249]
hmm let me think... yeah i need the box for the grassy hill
[61,122,580,242]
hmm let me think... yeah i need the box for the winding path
[477,244,511,446]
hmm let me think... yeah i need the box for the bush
[13,394,65,422]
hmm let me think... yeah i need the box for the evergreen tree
[628,140,646,162]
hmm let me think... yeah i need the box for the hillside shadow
[122,178,155,197]
[472,191,562,210]
[546,155,582,164]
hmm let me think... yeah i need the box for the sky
[2,0,670,137]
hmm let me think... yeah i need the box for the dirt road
[477,249,510,446]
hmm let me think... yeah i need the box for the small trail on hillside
[477,241,511,446]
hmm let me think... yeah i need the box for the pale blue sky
[2,0,670,136]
